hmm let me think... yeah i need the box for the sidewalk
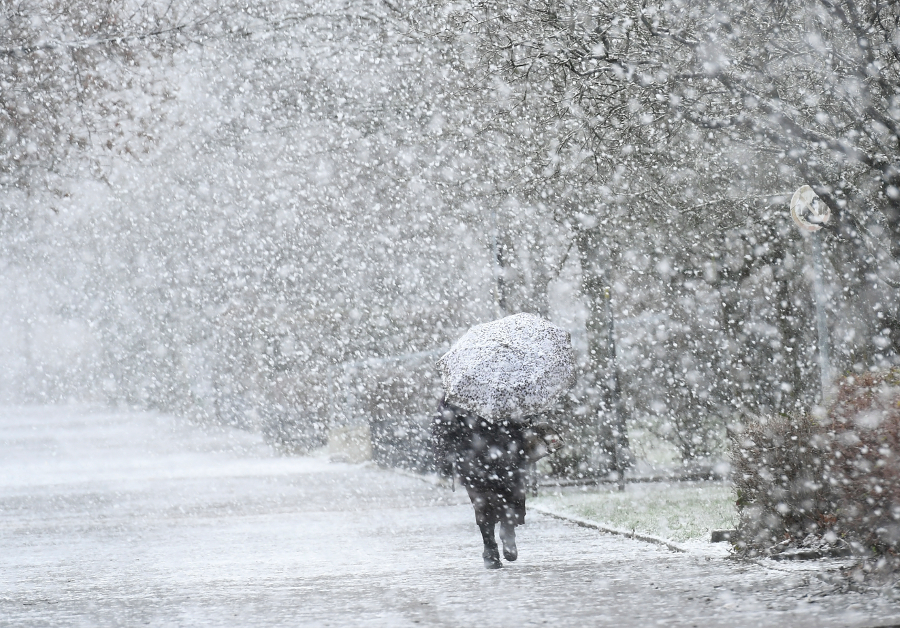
[1,406,898,627]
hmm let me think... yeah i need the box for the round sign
[790,185,831,232]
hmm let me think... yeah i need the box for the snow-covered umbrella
[437,313,576,422]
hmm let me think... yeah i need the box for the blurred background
[2,0,899,481]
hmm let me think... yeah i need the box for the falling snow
[2,0,900,621]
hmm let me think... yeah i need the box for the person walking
[432,398,529,569]
[433,313,575,568]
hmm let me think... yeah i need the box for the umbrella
[437,313,576,422]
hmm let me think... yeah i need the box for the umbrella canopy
[437,313,576,422]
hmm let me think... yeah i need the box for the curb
[387,465,688,553]
[530,505,687,553]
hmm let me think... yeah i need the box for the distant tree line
[1,0,898,477]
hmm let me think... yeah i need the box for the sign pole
[809,234,832,403]
[790,185,833,404]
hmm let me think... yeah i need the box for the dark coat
[432,400,528,526]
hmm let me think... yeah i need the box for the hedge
[730,368,900,568]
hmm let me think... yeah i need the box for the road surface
[1,406,898,627]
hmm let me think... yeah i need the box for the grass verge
[531,480,736,543]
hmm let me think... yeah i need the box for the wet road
[1,407,898,627]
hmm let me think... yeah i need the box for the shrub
[730,367,900,566]
[828,369,900,558]
[730,413,832,554]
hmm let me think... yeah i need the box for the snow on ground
[1,406,899,627]
[532,481,736,543]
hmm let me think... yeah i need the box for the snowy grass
[532,481,736,543]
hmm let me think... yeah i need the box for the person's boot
[499,522,517,562]
[482,543,502,569]
[478,522,502,569]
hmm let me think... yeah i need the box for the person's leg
[478,520,502,569]
[465,486,502,569]
[499,508,518,561]
[494,463,528,562]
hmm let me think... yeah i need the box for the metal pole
[809,233,832,403]
[604,286,626,492]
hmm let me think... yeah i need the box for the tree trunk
[492,228,552,318]
[574,228,633,476]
